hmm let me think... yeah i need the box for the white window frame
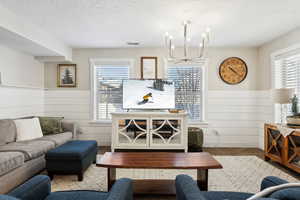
[89,58,134,123]
[271,43,300,122]
[164,59,208,124]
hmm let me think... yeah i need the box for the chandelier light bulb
[206,27,211,33]
[171,45,175,49]
[201,33,207,39]
[187,37,191,42]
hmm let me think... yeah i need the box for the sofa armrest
[61,121,77,139]
[175,175,207,200]
[261,176,289,191]
[0,195,20,200]
[106,178,133,200]
[8,175,51,200]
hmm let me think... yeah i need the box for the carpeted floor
[51,155,299,194]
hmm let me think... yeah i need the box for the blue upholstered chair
[175,174,300,200]
[0,175,133,200]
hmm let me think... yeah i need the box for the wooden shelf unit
[264,123,300,173]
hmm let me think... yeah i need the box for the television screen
[123,79,175,109]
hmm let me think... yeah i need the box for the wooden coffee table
[96,152,222,194]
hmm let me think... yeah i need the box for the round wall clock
[219,57,248,85]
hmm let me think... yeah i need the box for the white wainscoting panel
[44,90,112,146]
[0,87,44,119]
[44,89,273,148]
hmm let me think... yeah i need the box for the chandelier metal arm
[183,22,188,58]
[165,21,210,63]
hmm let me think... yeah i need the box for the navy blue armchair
[0,175,133,200]
[175,174,300,200]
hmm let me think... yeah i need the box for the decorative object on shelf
[57,64,77,87]
[272,88,295,124]
[219,57,248,85]
[287,94,300,126]
[140,57,157,79]
[168,109,184,113]
[164,20,210,63]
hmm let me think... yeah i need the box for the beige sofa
[0,118,76,194]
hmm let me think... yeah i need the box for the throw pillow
[0,119,16,145]
[14,118,43,141]
[38,117,64,135]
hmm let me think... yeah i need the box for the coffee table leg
[108,168,116,191]
[197,169,208,191]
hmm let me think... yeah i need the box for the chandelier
[164,20,210,63]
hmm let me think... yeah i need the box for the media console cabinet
[111,112,188,152]
[264,123,300,173]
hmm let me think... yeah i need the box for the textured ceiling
[0,0,299,48]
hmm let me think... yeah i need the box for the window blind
[274,51,300,94]
[95,65,129,120]
[168,66,203,121]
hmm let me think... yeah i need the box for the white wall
[0,45,44,87]
[45,47,259,90]
[256,27,300,148]
[258,27,300,90]
[43,47,268,147]
[0,44,44,119]
[44,89,271,147]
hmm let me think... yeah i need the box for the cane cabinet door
[149,118,183,147]
[115,118,149,147]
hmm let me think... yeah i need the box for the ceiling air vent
[126,42,140,46]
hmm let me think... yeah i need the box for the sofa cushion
[37,132,72,147]
[200,191,253,200]
[14,118,43,142]
[45,191,108,200]
[0,119,16,144]
[0,195,20,200]
[39,117,64,136]
[0,140,55,161]
[0,152,24,176]
[269,187,300,200]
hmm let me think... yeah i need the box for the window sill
[89,120,112,125]
[188,121,209,127]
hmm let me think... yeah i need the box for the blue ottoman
[45,140,97,181]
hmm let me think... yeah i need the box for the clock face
[219,57,248,85]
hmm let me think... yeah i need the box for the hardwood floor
[98,147,300,200]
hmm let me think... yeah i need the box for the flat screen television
[123,79,175,109]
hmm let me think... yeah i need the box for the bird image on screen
[123,79,175,109]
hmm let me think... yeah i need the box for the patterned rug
[51,155,298,193]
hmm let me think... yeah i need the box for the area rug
[51,155,299,193]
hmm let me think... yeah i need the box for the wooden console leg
[197,169,208,191]
[48,173,54,180]
[264,155,270,161]
[108,168,116,191]
[78,172,83,181]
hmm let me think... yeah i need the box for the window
[167,65,204,121]
[274,49,300,94]
[91,60,131,121]
[273,48,300,120]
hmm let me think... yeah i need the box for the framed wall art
[140,57,158,79]
[57,64,77,87]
